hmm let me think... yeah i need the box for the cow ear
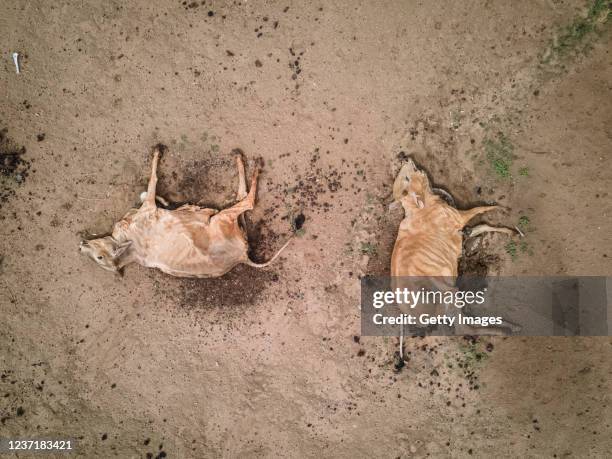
[411,191,425,209]
[113,240,132,257]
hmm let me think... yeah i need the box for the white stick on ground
[12,52,20,74]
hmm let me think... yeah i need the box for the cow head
[79,236,132,272]
[392,157,432,210]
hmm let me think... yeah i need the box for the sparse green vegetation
[506,239,533,259]
[519,167,530,177]
[504,218,534,259]
[458,341,489,368]
[542,0,611,65]
[360,242,377,255]
[484,133,514,179]
[505,241,518,261]
[295,228,306,238]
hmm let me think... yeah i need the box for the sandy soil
[1,1,611,457]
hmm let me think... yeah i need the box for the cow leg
[459,205,499,226]
[139,192,169,207]
[234,150,248,228]
[142,146,161,208]
[234,150,248,201]
[468,224,516,238]
[214,159,261,220]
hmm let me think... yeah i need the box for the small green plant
[295,228,306,238]
[519,167,529,177]
[505,241,518,261]
[360,242,377,255]
[542,0,611,64]
[458,341,489,368]
[484,133,514,179]
[518,215,530,230]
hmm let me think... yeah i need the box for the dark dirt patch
[170,263,279,314]
[245,216,283,262]
[365,223,396,276]
[0,128,31,207]
[269,150,345,214]
[154,152,238,209]
[458,236,501,279]
[293,213,305,230]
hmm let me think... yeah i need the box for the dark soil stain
[171,263,278,314]
[365,222,395,277]
[0,128,31,208]
[288,47,304,80]
[458,236,501,279]
[293,213,305,230]
[245,216,282,262]
[155,152,237,209]
[270,149,344,215]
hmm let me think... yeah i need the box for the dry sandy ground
[1,1,611,457]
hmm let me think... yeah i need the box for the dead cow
[390,158,514,277]
[80,145,290,277]
[390,158,515,363]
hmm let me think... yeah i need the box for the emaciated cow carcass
[80,145,291,277]
[389,157,516,366]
